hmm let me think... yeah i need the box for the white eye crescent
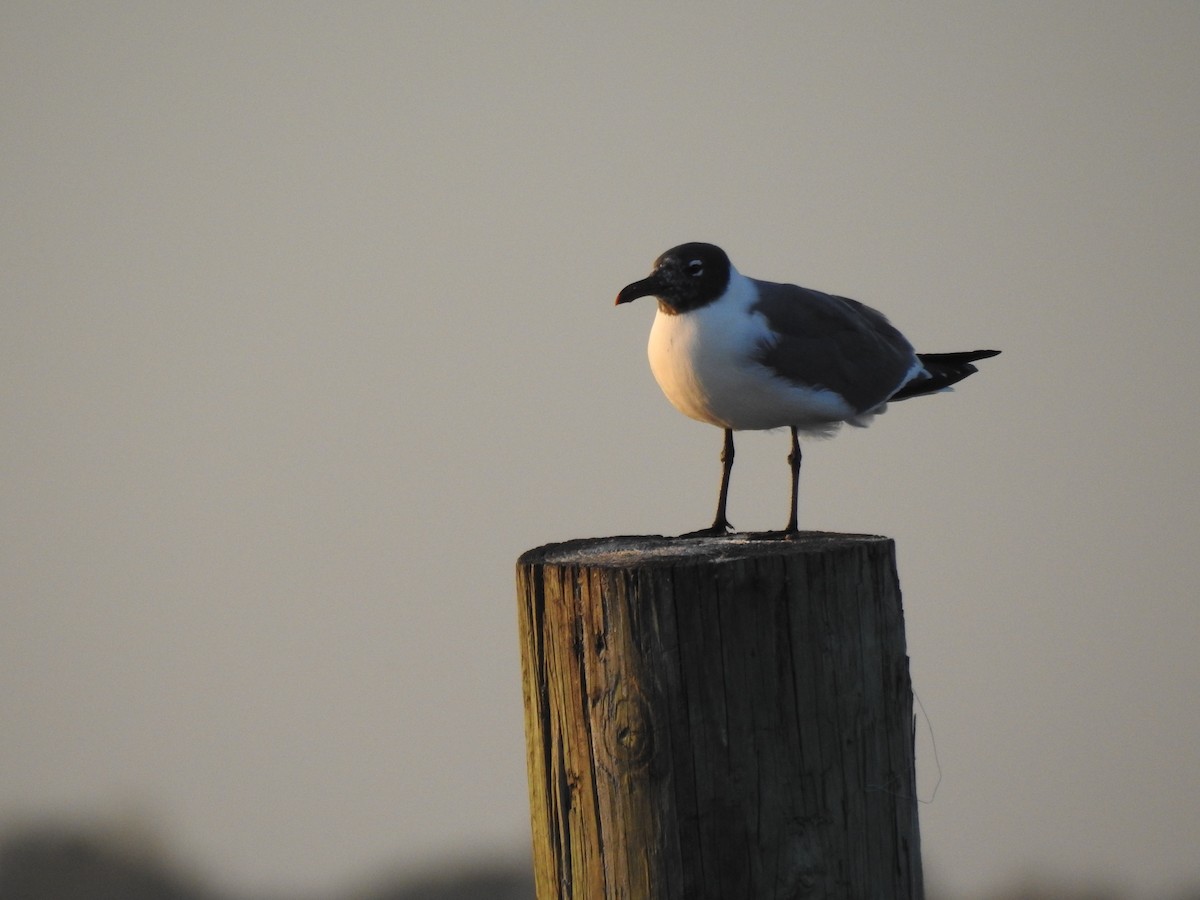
[686,260,704,276]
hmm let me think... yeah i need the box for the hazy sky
[3,3,1198,898]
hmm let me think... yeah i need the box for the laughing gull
[615,242,1000,536]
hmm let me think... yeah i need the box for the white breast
[646,269,856,432]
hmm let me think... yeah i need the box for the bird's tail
[890,349,1001,400]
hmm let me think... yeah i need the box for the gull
[616,242,1000,535]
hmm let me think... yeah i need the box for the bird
[615,242,1000,536]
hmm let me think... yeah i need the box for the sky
[2,3,1199,898]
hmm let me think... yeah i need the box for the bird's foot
[679,519,734,538]
[743,528,802,541]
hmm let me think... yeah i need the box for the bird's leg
[710,428,735,534]
[684,428,735,537]
[784,427,802,535]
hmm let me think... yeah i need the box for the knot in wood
[603,683,655,770]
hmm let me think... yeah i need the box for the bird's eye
[686,260,704,276]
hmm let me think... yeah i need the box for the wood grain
[517,533,923,899]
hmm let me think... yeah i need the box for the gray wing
[749,279,918,413]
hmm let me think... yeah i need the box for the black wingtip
[919,349,1001,365]
[890,348,1000,401]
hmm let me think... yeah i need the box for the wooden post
[516,533,923,899]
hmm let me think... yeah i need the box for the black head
[615,242,732,314]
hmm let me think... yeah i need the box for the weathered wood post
[516,533,923,899]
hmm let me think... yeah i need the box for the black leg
[784,427,801,535]
[683,428,735,537]
[711,428,735,534]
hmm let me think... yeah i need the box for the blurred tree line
[1,825,1196,900]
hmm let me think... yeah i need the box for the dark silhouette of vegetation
[1,825,1196,900]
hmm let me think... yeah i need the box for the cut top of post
[518,531,892,570]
